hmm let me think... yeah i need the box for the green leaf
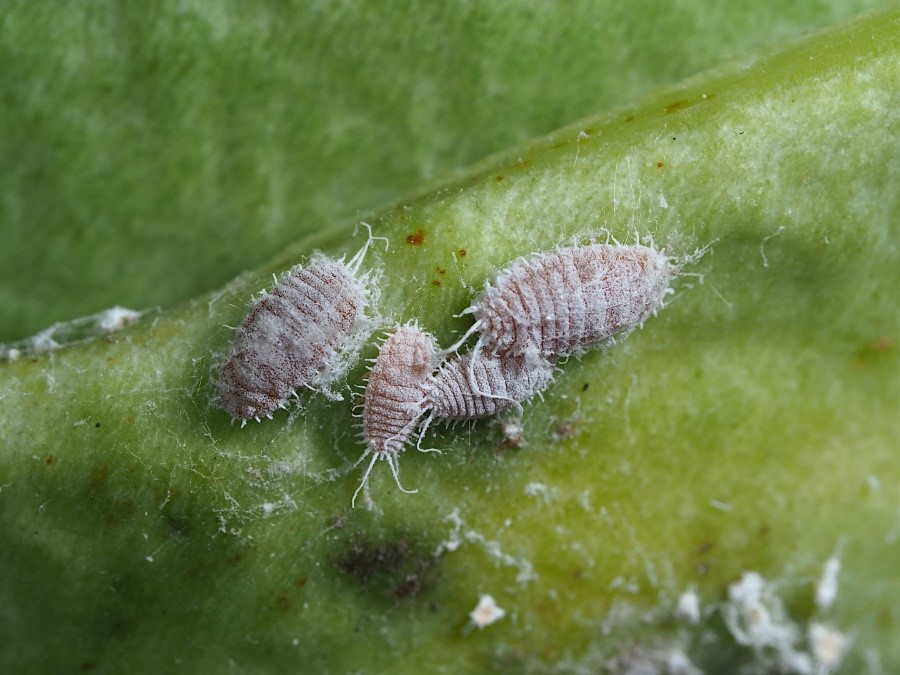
[2,4,899,674]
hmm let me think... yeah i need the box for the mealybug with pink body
[446,243,677,359]
[217,225,384,424]
[354,324,441,507]
[425,352,555,422]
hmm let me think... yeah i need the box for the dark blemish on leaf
[432,280,442,287]
[80,661,96,671]
[394,577,423,599]
[437,267,446,275]
[92,464,109,486]
[406,229,426,246]
[656,162,665,168]
[458,249,467,257]
[671,137,677,141]
[45,455,54,465]
[664,100,686,113]
[163,511,192,539]
[333,537,411,584]
[582,383,589,392]
[496,174,505,181]
[623,115,635,123]
[95,422,101,428]
[552,416,582,441]
[331,535,437,600]
[691,541,715,576]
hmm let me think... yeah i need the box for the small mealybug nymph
[217,225,385,424]
[354,324,441,507]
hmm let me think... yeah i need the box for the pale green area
[0,0,893,340]
[1,4,899,675]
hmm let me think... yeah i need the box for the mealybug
[425,351,555,422]
[447,243,677,359]
[354,324,441,507]
[217,225,384,424]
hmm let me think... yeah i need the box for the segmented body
[218,253,370,422]
[353,324,440,507]
[471,244,675,357]
[427,352,555,421]
[363,325,438,454]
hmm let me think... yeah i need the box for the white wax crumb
[658,193,669,209]
[725,572,797,650]
[666,649,702,675]
[815,556,841,612]
[523,482,548,498]
[674,588,701,624]
[866,474,881,492]
[469,594,505,629]
[809,623,849,669]
[97,306,142,333]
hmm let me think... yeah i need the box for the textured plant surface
[1,3,898,674]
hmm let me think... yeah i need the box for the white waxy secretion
[447,243,677,359]
[217,227,383,424]
[468,594,506,629]
[354,324,442,507]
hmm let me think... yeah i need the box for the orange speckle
[656,161,664,168]
[405,229,426,246]
[875,338,893,352]
[458,249,467,257]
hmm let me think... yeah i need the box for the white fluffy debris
[468,594,505,629]
[809,623,850,672]
[665,649,702,675]
[96,305,143,332]
[815,556,841,612]
[723,572,810,672]
[674,587,701,625]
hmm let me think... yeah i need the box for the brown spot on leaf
[458,249,467,257]
[437,267,446,275]
[406,229,426,246]
[664,100,686,113]
[432,280,442,287]
[331,535,437,600]
[496,174,505,182]
[656,161,664,168]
